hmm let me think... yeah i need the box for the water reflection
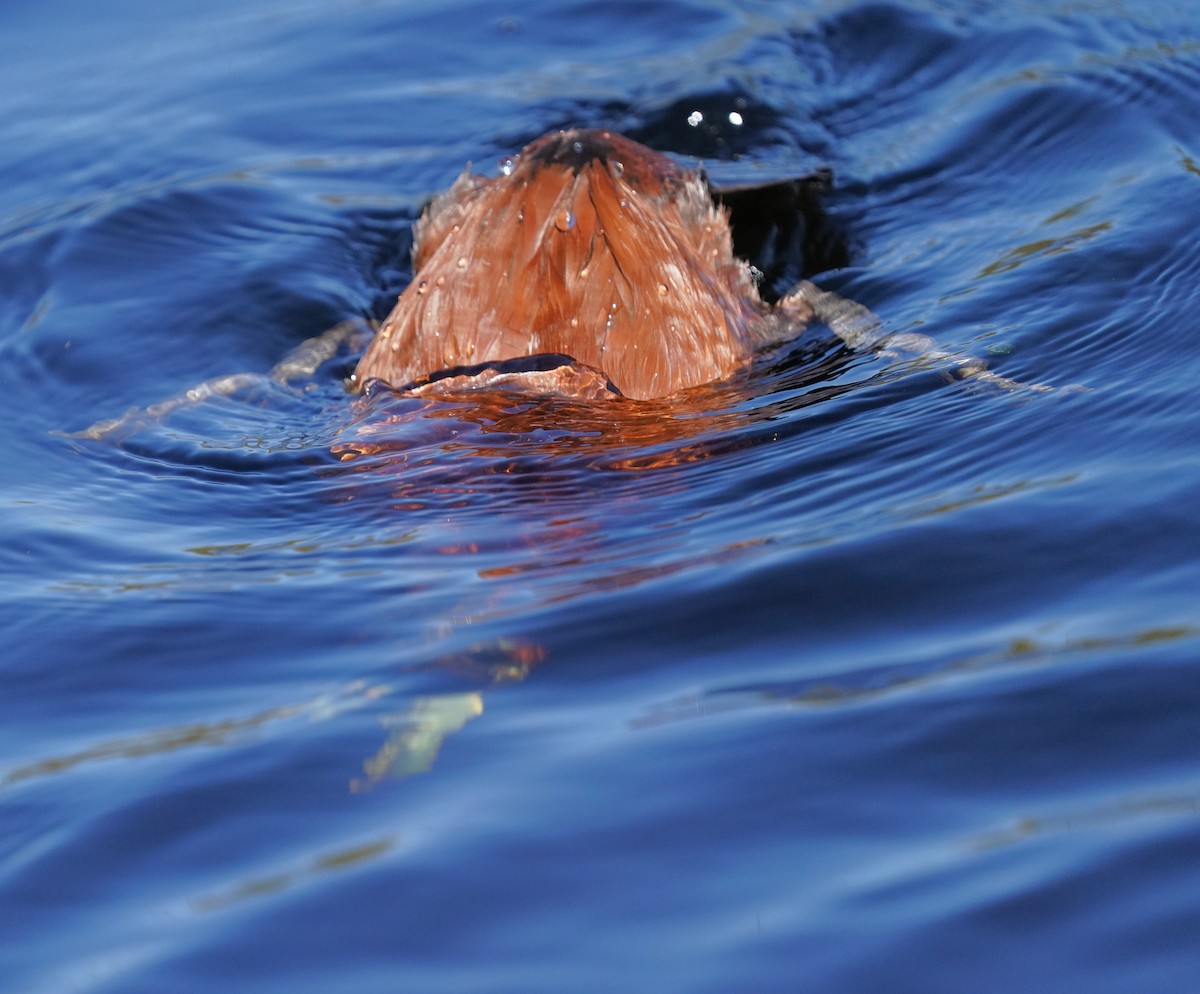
[978,220,1113,278]
[972,790,1200,852]
[1,681,385,789]
[190,836,397,913]
[632,624,1196,728]
[329,376,757,479]
[892,473,1078,520]
[42,321,1079,798]
[46,307,1085,799]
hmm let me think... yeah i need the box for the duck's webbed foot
[271,318,376,386]
[778,280,1064,393]
[877,331,1055,392]
[777,279,884,352]
[72,319,375,441]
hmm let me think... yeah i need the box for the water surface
[3,1,1200,991]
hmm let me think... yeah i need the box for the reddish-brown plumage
[353,129,812,401]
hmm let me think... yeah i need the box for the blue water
[3,0,1200,990]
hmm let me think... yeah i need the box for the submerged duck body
[77,131,1056,447]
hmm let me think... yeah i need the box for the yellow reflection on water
[351,692,484,791]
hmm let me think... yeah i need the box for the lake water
[3,0,1199,991]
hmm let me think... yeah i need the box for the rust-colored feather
[354,129,789,401]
